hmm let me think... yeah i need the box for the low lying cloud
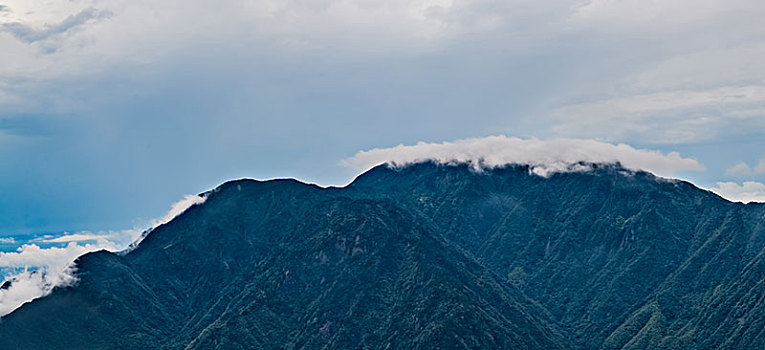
[707,181,765,204]
[0,194,206,317]
[41,233,123,243]
[341,135,704,178]
[0,268,75,317]
[0,241,117,269]
[0,242,107,316]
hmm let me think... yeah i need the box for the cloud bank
[342,135,704,177]
[0,269,74,317]
[0,194,206,317]
[0,242,105,316]
[707,182,765,204]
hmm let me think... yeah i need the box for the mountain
[1,162,765,349]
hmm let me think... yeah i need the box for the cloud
[552,85,765,143]
[40,233,114,243]
[726,162,754,177]
[0,194,205,317]
[725,158,765,177]
[0,241,110,316]
[549,1,765,144]
[341,135,704,178]
[558,85,765,116]
[34,230,140,245]
[0,268,75,317]
[122,194,206,252]
[707,181,765,204]
[154,194,206,227]
[0,7,112,44]
[0,242,115,271]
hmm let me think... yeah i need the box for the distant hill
[1,162,764,349]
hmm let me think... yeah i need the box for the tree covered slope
[1,162,764,349]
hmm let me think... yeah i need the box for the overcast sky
[2,0,765,236]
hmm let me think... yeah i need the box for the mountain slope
[0,175,565,349]
[347,163,765,349]
[1,162,764,349]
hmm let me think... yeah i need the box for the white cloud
[707,181,765,203]
[725,158,765,177]
[40,232,123,243]
[121,194,206,252]
[0,242,109,316]
[0,268,76,317]
[341,135,704,178]
[0,193,206,316]
[0,242,115,271]
[0,0,764,147]
[154,194,206,227]
[559,86,765,115]
[552,85,765,143]
[0,0,545,82]
[726,162,754,177]
[0,237,16,244]
[552,0,765,143]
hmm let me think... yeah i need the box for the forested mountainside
[1,162,764,349]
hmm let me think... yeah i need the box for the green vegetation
[1,162,764,349]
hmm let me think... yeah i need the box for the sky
[1,0,765,236]
[1,0,765,316]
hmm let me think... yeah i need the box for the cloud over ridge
[0,194,206,317]
[342,135,704,177]
[708,181,765,204]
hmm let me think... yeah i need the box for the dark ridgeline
[1,162,764,349]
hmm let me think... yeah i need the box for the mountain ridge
[2,162,765,349]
